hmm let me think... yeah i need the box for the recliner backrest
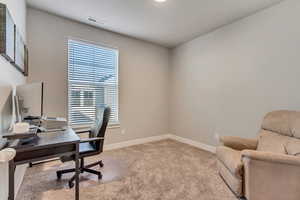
[261,110,300,139]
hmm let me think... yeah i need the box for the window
[68,39,119,126]
[71,90,81,107]
[83,91,94,106]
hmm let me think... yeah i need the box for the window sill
[71,123,120,130]
[108,124,120,129]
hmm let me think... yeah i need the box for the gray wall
[0,0,27,199]
[27,8,170,145]
[170,0,300,146]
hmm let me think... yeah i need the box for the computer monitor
[0,88,13,132]
[0,84,13,145]
[16,82,44,120]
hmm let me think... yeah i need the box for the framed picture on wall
[14,26,26,74]
[0,3,28,76]
[0,3,15,62]
[24,45,29,76]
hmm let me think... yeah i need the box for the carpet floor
[16,139,237,200]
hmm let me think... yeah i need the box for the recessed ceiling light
[154,0,167,3]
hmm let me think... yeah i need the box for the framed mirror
[24,45,29,76]
[14,26,25,74]
[0,3,28,76]
[0,3,15,62]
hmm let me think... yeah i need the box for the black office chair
[56,106,111,188]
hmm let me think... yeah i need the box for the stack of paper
[41,117,67,130]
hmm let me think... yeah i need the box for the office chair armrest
[80,137,105,143]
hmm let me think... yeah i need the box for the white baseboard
[104,134,216,154]
[104,134,170,151]
[168,134,216,153]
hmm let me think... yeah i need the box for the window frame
[67,37,120,128]
[83,90,95,107]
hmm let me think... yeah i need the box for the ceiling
[26,0,283,48]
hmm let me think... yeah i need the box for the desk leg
[8,161,15,200]
[75,143,79,200]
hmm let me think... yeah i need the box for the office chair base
[68,181,74,188]
[99,160,104,168]
[67,168,102,188]
[56,159,104,188]
[56,168,76,180]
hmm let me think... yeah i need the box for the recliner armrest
[220,136,258,150]
[241,150,300,166]
[80,137,104,143]
[242,150,300,200]
[0,148,16,163]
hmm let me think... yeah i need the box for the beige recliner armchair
[216,110,300,200]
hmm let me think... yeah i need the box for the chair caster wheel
[69,181,74,188]
[99,160,104,168]
[98,173,102,180]
[56,172,62,180]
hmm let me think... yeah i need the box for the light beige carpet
[16,139,237,200]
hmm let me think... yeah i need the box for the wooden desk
[7,129,80,200]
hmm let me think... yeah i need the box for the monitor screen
[0,84,13,138]
[0,90,13,133]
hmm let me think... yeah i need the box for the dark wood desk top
[9,128,80,152]
[7,128,81,200]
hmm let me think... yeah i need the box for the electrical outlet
[121,129,126,135]
[214,133,220,141]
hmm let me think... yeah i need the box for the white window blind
[68,39,119,126]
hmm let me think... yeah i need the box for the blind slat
[68,39,119,126]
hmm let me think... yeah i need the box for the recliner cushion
[216,146,243,178]
[261,110,293,137]
[257,130,290,154]
[285,140,300,156]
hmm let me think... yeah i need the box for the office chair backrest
[90,106,111,152]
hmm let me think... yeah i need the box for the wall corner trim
[168,134,216,153]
